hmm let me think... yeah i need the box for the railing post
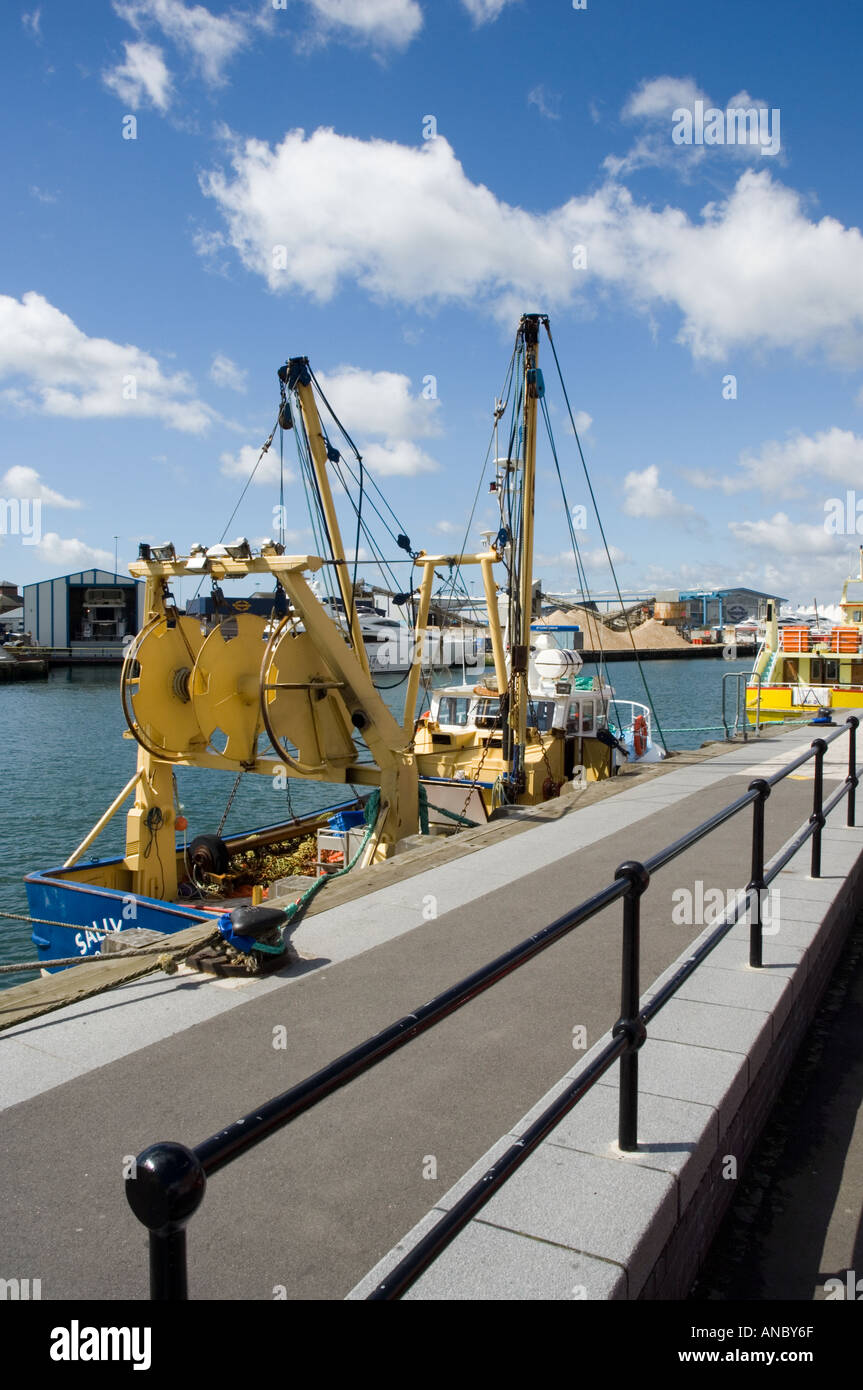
[747,778,771,968]
[125,1142,207,1300]
[847,716,859,828]
[810,738,828,877]
[613,861,650,1152]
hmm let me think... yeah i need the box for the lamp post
[114,536,119,576]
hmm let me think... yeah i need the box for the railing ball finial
[748,776,771,800]
[125,1142,206,1233]
[614,859,650,896]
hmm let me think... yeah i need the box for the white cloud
[210,353,247,392]
[313,365,440,476]
[622,465,697,520]
[435,520,461,534]
[316,366,440,439]
[22,8,41,40]
[537,544,627,571]
[624,75,703,122]
[582,543,626,568]
[0,292,216,434]
[220,443,295,487]
[606,76,782,178]
[0,466,81,509]
[34,534,114,569]
[362,440,438,476]
[29,186,57,204]
[685,428,863,498]
[114,0,249,85]
[304,0,423,48]
[728,512,839,556]
[103,41,173,111]
[572,410,592,434]
[461,0,518,22]
[200,129,863,364]
[528,85,560,121]
[199,128,581,311]
[640,554,837,605]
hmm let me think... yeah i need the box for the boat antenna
[541,320,670,755]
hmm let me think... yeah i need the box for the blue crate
[328,807,366,833]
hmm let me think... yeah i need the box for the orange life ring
[633,715,648,757]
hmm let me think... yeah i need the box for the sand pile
[542,608,692,652]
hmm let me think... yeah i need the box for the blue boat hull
[25,796,367,971]
[25,862,215,970]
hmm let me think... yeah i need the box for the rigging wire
[538,393,626,733]
[542,321,670,754]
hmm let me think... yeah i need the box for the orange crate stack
[781,627,809,653]
[830,627,859,653]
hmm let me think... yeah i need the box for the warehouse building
[678,587,787,628]
[23,569,144,652]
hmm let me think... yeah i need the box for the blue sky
[3,0,863,611]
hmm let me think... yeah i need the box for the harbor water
[0,657,753,984]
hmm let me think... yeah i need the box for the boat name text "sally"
[75,920,124,954]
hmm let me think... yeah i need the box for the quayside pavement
[1,718,861,1301]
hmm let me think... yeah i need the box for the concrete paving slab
[636,1035,748,1134]
[674,963,794,1033]
[706,936,806,991]
[404,1222,628,1301]
[468,1144,676,1298]
[647,996,773,1078]
[347,1208,628,1301]
[545,1081,718,1213]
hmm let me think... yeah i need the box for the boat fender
[633,715,648,757]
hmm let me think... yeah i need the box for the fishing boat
[319,595,485,675]
[0,641,48,682]
[746,551,863,724]
[23,314,661,974]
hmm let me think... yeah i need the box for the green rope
[417,781,479,828]
[427,802,479,827]
[277,790,381,926]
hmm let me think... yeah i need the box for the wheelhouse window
[528,700,556,732]
[438,696,472,727]
[580,700,595,734]
[475,697,500,729]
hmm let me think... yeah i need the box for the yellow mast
[289,360,371,679]
[511,314,542,788]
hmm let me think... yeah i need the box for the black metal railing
[126,716,861,1300]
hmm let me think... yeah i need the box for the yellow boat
[747,549,863,724]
